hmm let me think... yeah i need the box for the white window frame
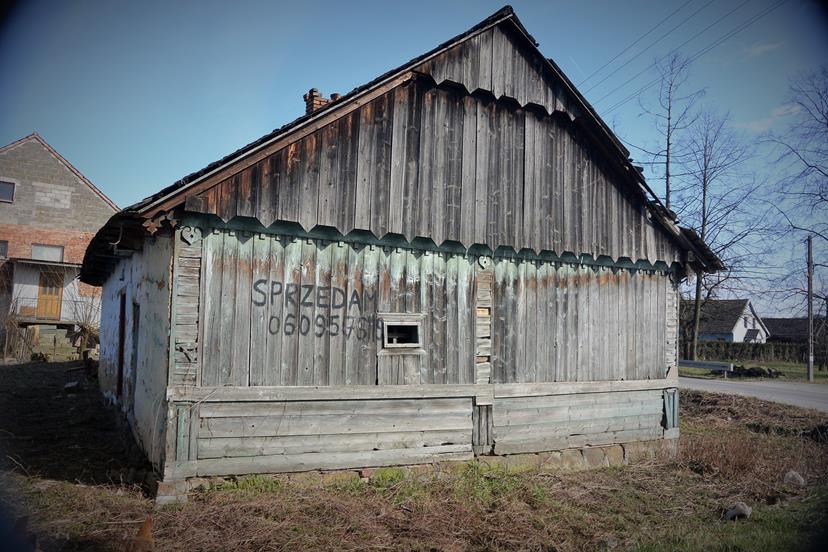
[378,312,425,353]
[0,177,18,203]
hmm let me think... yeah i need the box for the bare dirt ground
[1,362,828,551]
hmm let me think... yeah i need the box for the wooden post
[807,235,814,383]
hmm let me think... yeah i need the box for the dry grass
[2,369,828,551]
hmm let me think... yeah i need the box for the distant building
[681,299,769,343]
[764,317,826,343]
[0,133,117,356]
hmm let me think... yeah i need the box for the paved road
[679,377,828,412]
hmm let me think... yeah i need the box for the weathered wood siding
[417,23,580,118]
[164,381,674,477]
[491,259,669,383]
[196,228,476,387]
[492,388,665,455]
[190,80,681,266]
[174,222,675,388]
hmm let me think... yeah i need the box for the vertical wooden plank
[459,95,477,246]
[297,240,317,386]
[416,90,435,239]
[328,241,349,385]
[201,229,221,386]
[457,255,473,385]
[218,232,238,385]
[314,241,333,386]
[337,112,360,234]
[432,252,447,384]
[280,237,302,385]
[491,25,507,99]
[445,254,459,384]
[490,258,505,383]
[430,91,447,246]
[344,244,364,385]
[474,100,490,245]
[231,232,253,386]
[390,88,408,234]
[419,251,434,383]
[354,101,374,232]
[524,261,538,383]
[370,92,394,238]
[477,28,493,93]
[359,245,380,385]
[523,111,536,251]
[444,93,463,242]
[400,82,423,242]
[556,263,568,382]
[264,235,285,386]
[317,122,340,228]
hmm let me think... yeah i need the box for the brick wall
[0,222,96,265]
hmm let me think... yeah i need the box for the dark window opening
[0,181,14,203]
[387,324,418,344]
[0,240,7,259]
[384,323,421,348]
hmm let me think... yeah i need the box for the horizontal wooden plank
[495,390,662,411]
[197,429,470,459]
[496,403,663,426]
[493,427,664,455]
[494,380,673,398]
[168,380,675,402]
[201,412,472,438]
[171,444,474,478]
[494,413,663,438]
[199,397,470,418]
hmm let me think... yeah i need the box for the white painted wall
[730,303,769,344]
[98,235,173,470]
[9,263,100,326]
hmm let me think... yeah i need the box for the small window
[0,240,7,259]
[743,316,748,328]
[379,313,424,350]
[0,181,14,203]
[386,324,420,346]
[32,244,64,262]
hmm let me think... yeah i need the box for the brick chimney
[303,88,330,114]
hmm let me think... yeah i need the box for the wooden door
[36,271,63,320]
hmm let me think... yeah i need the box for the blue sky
[1,0,827,312]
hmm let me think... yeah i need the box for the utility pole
[807,235,814,383]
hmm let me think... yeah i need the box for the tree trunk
[691,272,703,360]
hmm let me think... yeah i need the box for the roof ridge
[0,132,119,211]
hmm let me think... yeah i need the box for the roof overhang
[9,258,82,269]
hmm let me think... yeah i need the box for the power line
[602,0,789,115]
[594,0,752,105]
[583,0,719,94]
[578,0,695,86]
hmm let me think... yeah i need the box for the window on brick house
[32,244,64,262]
[0,181,14,202]
[0,240,7,258]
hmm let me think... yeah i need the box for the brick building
[1,133,117,356]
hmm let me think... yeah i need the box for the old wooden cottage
[81,7,721,492]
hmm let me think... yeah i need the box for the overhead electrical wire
[601,0,790,116]
[578,0,695,86]
[593,0,752,105]
[583,0,719,94]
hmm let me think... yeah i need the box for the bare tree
[636,53,705,210]
[673,110,771,358]
[765,67,828,325]
[769,66,828,241]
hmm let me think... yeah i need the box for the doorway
[36,270,63,320]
